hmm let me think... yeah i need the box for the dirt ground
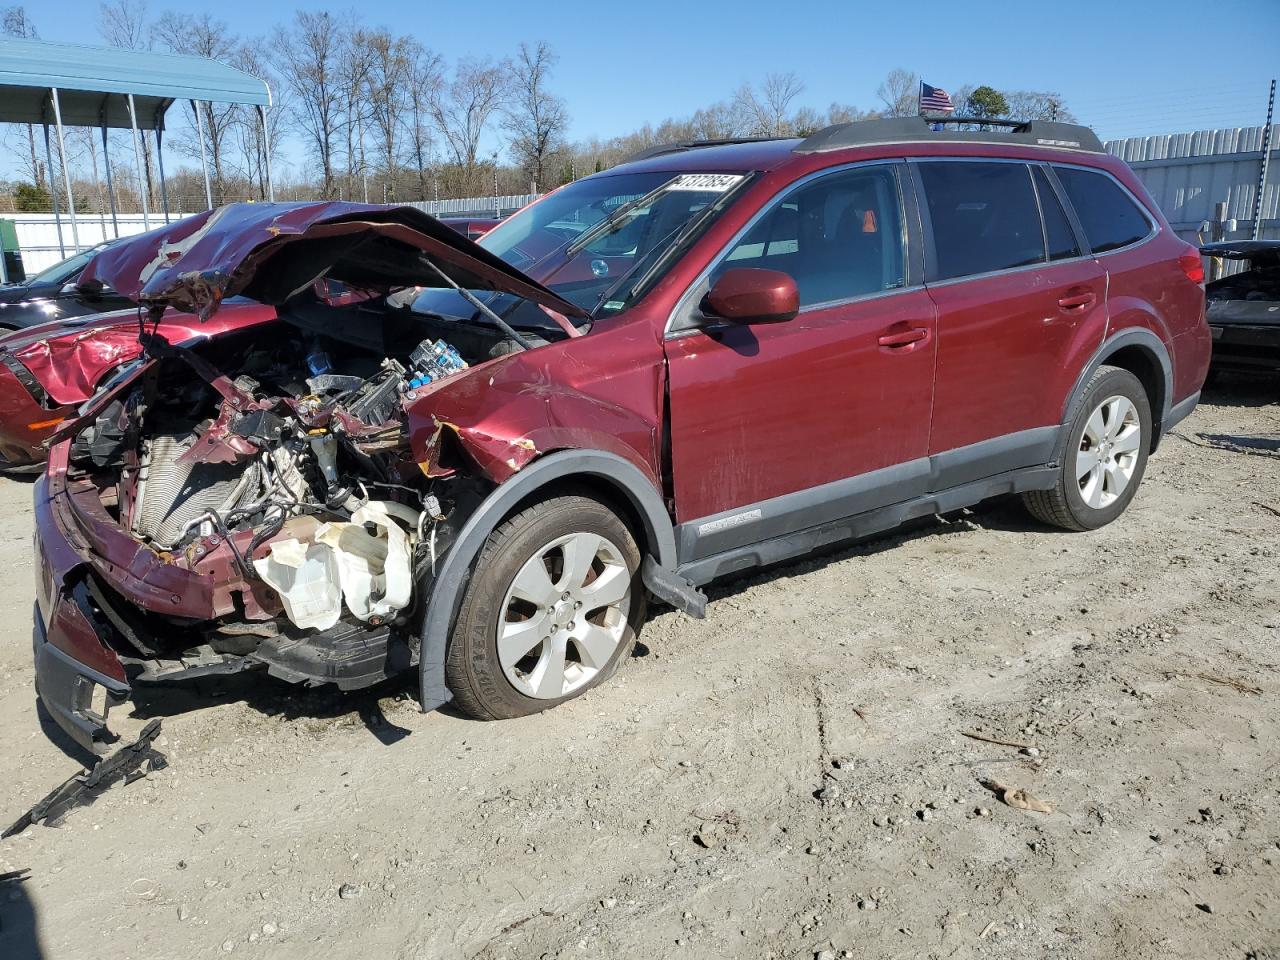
[0,376,1277,960]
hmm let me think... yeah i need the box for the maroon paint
[664,289,938,522]
[927,257,1108,453]
[703,268,800,323]
[407,317,666,487]
[30,136,1210,699]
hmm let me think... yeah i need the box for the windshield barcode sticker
[667,174,744,192]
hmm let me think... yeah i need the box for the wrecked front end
[33,309,520,750]
[32,201,600,752]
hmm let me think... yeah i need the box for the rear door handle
[878,327,930,348]
[1057,291,1097,312]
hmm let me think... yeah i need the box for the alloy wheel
[1076,394,1142,509]
[497,531,633,699]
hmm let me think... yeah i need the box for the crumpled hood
[77,201,589,321]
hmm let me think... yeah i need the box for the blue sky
[9,0,1280,178]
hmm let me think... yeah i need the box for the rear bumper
[1208,322,1280,372]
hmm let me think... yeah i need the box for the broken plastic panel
[253,500,421,631]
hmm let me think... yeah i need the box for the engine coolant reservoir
[253,539,344,631]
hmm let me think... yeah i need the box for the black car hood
[1200,240,1280,266]
[0,281,55,304]
[77,201,590,321]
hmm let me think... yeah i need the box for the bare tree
[734,72,805,136]
[363,30,413,197]
[1,6,44,191]
[229,41,286,201]
[431,57,510,192]
[276,11,343,197]
[1003,90,1074,122]
[405,43,443,201]
[96,0,150,51]
[502,42,567,191]
[96,0,160,209]
[876,68,918,117]
[689,100,750,140]
[154,12,239,198]
[826,102,878,125]
[338,28,376,200]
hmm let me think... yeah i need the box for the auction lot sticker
[667,174,744,192]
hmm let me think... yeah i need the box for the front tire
[1022,365,1152,531]
[445,494,645,720]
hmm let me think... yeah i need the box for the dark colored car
[31,117,1208,752]
[1201,240,1280,373]
[0,242,134,332]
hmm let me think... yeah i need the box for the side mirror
[60,281,80,296]
[702,267,799,325]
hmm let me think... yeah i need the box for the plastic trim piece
[675,426,1062,576]
[678,464,1059,586]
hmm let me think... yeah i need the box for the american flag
[919,82,955,114]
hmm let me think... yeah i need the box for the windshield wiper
[588,174,754,317]
[564,176,679,256]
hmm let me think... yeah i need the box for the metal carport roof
[0,36,274,271]
[0,36,270,130]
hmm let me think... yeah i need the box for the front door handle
[1057,290,1097,312]
[878,327,930,349]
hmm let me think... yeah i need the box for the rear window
[1053,166,1152,254]
[918,161,1045,281]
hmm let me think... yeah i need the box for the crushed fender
[3,719,167,837]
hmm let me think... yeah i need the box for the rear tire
[1022,365,1152,531]
[445,494,645,720]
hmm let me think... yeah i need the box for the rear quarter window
[1053,166,1153,254]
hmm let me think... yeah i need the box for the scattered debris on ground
[3,719,166,837]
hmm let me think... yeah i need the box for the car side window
[1052,166,1152,254]
[919,161,1045,281]
[1033,166,1081,262]
[713,166,906,308]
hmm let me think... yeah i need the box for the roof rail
[795,116,1104,154]
[620,136,786,165]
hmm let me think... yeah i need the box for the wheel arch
[418,449,677,710]
[1063,327,1172,451]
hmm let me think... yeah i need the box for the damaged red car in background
[0,304,276,472]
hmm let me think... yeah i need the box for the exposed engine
[65,303,516,683]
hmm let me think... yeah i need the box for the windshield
[408,170,749,332]
[27,243,109,286]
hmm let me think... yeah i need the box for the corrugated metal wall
[405,194,538,218]
[1105,124,1279,242]
[5,213,152,274]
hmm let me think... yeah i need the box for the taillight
[1178,246,1205,285]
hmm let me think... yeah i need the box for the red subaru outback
[32,117,1208,751]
